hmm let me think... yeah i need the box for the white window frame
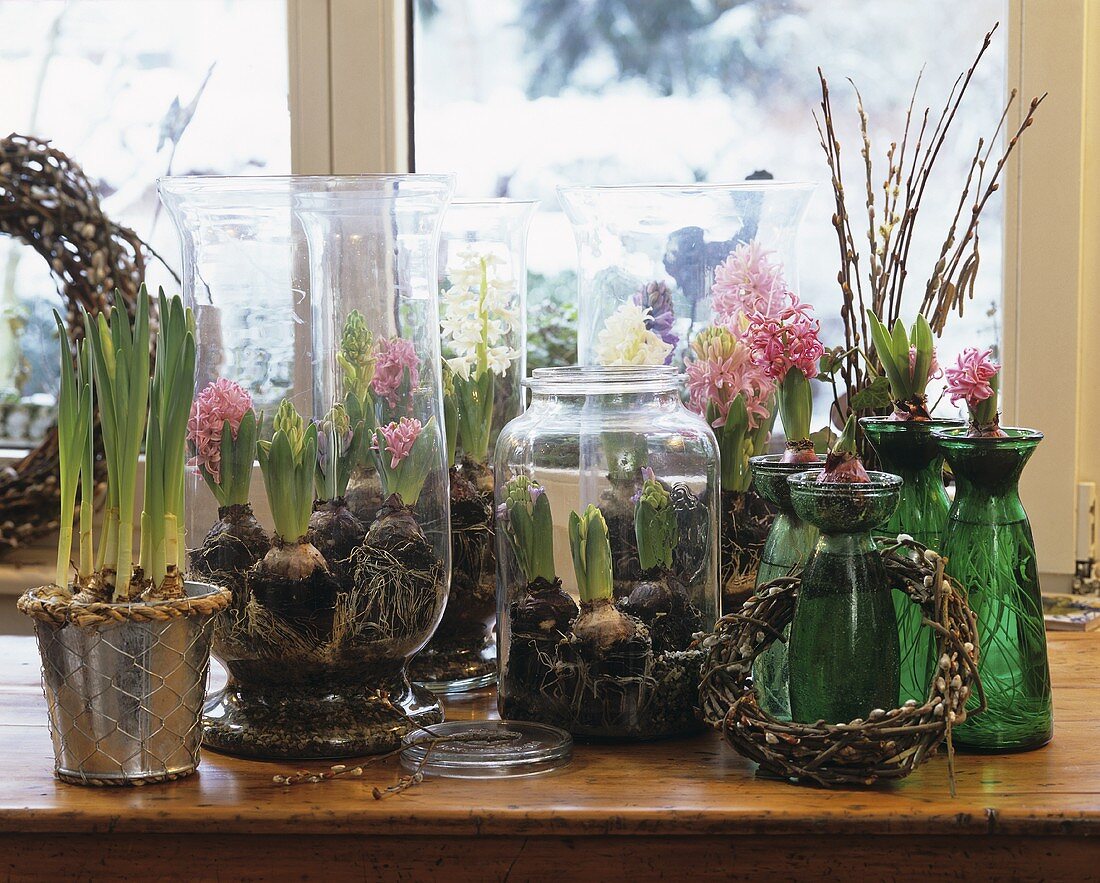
[2,0,1093,599]
[1001,0,1092,589]
[288,0,410,175]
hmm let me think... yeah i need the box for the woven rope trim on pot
[699,538,984,790]
[56,768,197,788]
[17,583,231,627]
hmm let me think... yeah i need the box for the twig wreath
[699,538,983,791]
[0,134,147,555]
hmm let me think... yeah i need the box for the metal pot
[28,581,226,786]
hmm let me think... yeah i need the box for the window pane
[413,0,1008,420]
[0,0,290,446]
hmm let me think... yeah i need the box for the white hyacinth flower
[439,249,519,379]
[595,302,673,366]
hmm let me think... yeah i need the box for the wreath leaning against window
[0,133,147,555]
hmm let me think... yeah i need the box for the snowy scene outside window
[0,0,291,446]
[413,0,1007,427]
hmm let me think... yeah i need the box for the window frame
[1001,0,1091,589]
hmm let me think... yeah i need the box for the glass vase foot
[202,674,443,760]
[410,639,498,694]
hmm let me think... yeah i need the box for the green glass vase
[862,417,962,707]
[748,454,823,720]
[933,427,1053,751]
[786,472,902,725]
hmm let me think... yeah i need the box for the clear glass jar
[159,174,454,760]
[559,182,813,614]
[411,198,538,694]
[494,366,719,740]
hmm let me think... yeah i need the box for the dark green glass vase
[933,427,1053,751]
[862,417,962,707]
[748,454,823,720]
[786,472,902,725]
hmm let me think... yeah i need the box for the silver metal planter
[20,580,229,786]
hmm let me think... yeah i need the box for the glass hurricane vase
[410,198,538,694]
[786,472,902,725]
[748,454,823,720]
[933,427,1053,751]
[160,175,454,760]
[862,416,962,706]
[558,182,813,615]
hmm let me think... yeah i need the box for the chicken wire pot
[410,198,538,694]
[18,581,229,786]
[560,182,813,614]
[495,365,719,740]
[160,175,454,760]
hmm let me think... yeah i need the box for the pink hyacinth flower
[684,327,773,430]
[187,378,253,484]
[745,296,825,382]
[711,241,794,326]
[373,417,423,468]
[371,337,420,408]
[944,347,1000,409]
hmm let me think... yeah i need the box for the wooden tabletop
[1,633,1097,881]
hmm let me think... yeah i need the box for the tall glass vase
[559,182,813,614]
[933,427,1053,751]
[160,175,454,760]
[786,472,902,725]
[410,198,538,694]
[862,416,962,706]
[748,454,823,720]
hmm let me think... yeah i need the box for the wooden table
[1,633,1097,881]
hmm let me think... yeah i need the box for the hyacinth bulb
[817,415,870,484]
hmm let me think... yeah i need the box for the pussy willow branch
[889,27,994,316]
[922,92,1047,331]
[878,69,922,327]
[813,71,863,410]
[819,22,1044,426]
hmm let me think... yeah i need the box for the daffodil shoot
[55,286,196,603]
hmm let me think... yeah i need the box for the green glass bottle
[748,454,823,720]
[933,427,1053,751]
[787,472,902,725]
[862,417,962,707]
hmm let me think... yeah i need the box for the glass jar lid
[399,720,572,779]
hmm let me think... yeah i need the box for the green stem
[77,398,94,583]
[97,506,118,576]
[455,371,494,462]
[477,257,489,376]
[779,368,813,443]
[971,382,1000,429]
[55,489,75,591]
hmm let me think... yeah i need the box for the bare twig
[816,23,1044,436]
